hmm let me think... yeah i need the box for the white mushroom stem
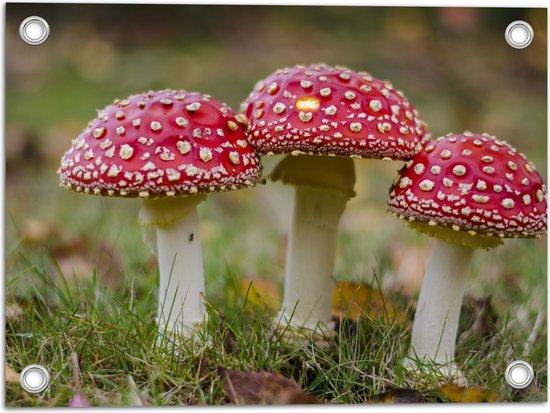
[271,155,355,331]
[409,239,474,365]
[139,195,207,338]
[280,187,349,329]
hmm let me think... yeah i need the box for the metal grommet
[505,20,534,49]
[19,364,50,394]
[19,16,50,46]
[505,360,534,389]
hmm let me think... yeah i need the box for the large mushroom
[241,64,430,331]
[59,89,262,338]
[387,131,547,374]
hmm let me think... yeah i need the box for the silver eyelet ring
[19,16,50,46]
[19,364,51,394]
[505,20,534,49]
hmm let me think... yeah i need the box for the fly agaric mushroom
[388,131,547,373]
[59,89,262,338]
[242,64,430,331]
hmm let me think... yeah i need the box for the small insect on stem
[188,233,194,242]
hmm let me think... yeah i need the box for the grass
[5,244,547,405]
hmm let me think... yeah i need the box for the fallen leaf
[239,277,281,312]
[438,382,499,402]
[219,368,322,405]
[332,281,410,323]
[369,388,425,403]
[6,363,20,383]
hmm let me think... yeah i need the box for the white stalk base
[407,239,474,371]
[155,208,206,338]
[277,186,349,331]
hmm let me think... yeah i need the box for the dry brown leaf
[438,382,499,402]
[369,388,425,403]
[6,363,20,383]
[332,281,410,323]
[219,368,322,405]
[239,277,281,312]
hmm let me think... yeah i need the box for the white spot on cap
[320,87,331,97]
[107,164,121,177]
[494,184,502,192]
[150,121,162,131]
[430,166,441,175]
[161,98,172,105]
[473,194,489,203]
[177,141,191,155]
[419,179,435,191]
[166,168,181,181]
[300,80,313,88]
[273,102,286,114]
[377,122,391,133]
[254,109,264,119]
[339,72,351,80]
[226,121,238,131]
[345,91,356,100]
[176,117,188,127]
[502,198,515,209]
[116,126,125,135]
[440,150,451,159]
[350,122,362,132]
[199,148,213,162]
[186,102,201,112]
[452,165,467,176]
[142,162,156,171]
[443,177,453,187]
[482,156,493,163]
[369,100,382,112]
[536,189,544,202]
[461,207,472,216]
[522,194,531,205]
[119,144,134,160]
[299,111,313,122]
[476,180,487,190]
[267,82,278,94]
[483,166,495,174]
[115,111,125,120]
[324,105,337,116]
[399,176,412,188]
[414,164,425,175]
[229,151,240,165]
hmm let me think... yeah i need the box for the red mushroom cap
[59,90,262,198]
[388,132,547,239]
[241,64,430,160]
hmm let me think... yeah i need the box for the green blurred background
[5,4,547,328]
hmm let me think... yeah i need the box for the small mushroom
[387,132,547,374]
[58,90,262,338]
[242,64,430,331]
